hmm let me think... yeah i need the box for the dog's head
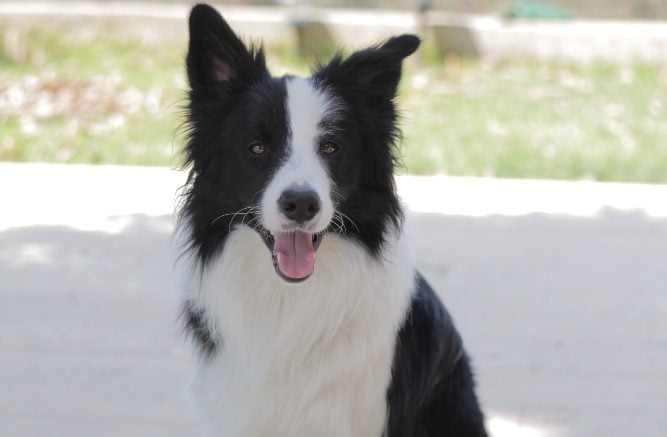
[182,4,419,282]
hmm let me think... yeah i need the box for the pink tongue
[273,231,316,280]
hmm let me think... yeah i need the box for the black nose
[278,189,320,223]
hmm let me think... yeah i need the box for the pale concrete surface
[1,163,666,437]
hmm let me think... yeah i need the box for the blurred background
[1,1,665,437]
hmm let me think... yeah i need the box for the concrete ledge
[1,2,667,63]
[428,12,667,62]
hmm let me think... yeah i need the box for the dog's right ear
[187,4,268,95]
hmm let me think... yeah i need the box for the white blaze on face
[261,77,335,234]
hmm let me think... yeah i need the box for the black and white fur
[176,4,487,436]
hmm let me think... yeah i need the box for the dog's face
[182,4,419,282]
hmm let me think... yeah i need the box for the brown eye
[248,142,266,155]
[321,142,339,155]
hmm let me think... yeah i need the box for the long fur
[176,4,487,436]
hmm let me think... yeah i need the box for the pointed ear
[315,34,420,100]
[186,4,268,95]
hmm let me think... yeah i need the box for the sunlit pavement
[1,163,666,437]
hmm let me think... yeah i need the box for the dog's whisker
[245,216,262,230]
[332,214,346,236]
[211,206,255,226]
[240,207,258,226]
[331,210,351,236]
[335,213,346,233]
[210,206,262,236]
[336,210,360,232]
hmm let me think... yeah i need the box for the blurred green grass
[1,22,666,182]
[401,58,667,182]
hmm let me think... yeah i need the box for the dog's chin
[258,227,324,283]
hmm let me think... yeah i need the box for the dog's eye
[320,142,339,155]
[248,142,267,155]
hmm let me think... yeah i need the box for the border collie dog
[177,4,487,436]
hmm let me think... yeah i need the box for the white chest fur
[180,226,416,437]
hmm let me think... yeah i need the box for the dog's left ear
[315,35,420,100]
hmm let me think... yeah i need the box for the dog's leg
[385,275,488,437]
[418,353,488,437]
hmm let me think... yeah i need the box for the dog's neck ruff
[178,224,416,436]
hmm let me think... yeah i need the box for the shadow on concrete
[0,214,174,296]
[0,214,202,437]
[0,208,665,436]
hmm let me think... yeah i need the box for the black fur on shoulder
[386,274,488,436]
[181,300,218,357]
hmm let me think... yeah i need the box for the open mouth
[259,228,324,283]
